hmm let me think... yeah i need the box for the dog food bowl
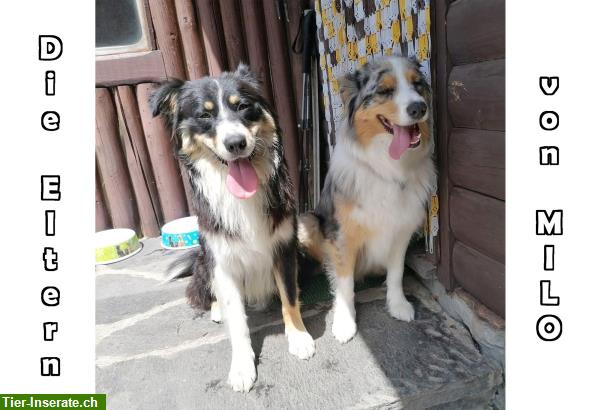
[161,216,200,249]
[95,228,142,265]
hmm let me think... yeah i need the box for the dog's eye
[199,111,213,119]
[413,79,426,88]
[376,88,394,97]
[237,102,250,111]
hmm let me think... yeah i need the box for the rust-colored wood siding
[96,0,308,237]
[433,0,505,317]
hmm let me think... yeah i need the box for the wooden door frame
[95,0,167,87]
[432,0,454,290]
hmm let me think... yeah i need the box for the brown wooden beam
[95,88,138,230]
[219,0,248,69]
[447,0,505,66]
[449,128,505,200]
[195,0,227,75]
[96,51,167,87]
[137,83,189,223]
[450,187,505,264]
[432,0,454,289]
[148,0,187,79]
[115,86,163,237]
[263,0,300,199]
[95,164,111,232]
[240,0,274,105]
[174,0,209,80]
[178,163,196,215]
[448,60,505,131]
[452,241,505,318]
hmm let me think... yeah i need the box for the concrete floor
[96,238,502,410]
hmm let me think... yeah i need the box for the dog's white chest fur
[331,135,435,272]
[194,159,292,305]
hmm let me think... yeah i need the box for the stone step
[96,238,502,409]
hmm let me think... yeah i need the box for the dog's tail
[297,213,326,286]
[185,255,213,311]
[298,213,325,262]
[163,250,198,283]
[164,249,212,311]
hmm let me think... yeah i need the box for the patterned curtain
[316,0,432,147]
[315,0,437,253]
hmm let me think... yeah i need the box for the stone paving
[96,238,502,410]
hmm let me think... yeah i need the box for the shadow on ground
[95,238,501,409]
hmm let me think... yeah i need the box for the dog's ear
[340,71,358,106]
[405,57,428,81]
[340,65,370,104]
[149,79,184,122]
[340,67,369,122]
[235,63,252,78]
[407,55,420,67]
[407,59,432,98]
[234,63,259,87]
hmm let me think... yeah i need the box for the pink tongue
[226,158,259,199]
[388,124,411,160]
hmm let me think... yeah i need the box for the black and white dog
[150,65,315,392]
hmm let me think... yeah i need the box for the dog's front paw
[287,330,315,360]
[228,354,256,392]
[387,298,415,322]
[332,312,357,344]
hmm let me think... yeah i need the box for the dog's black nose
[407,101,427,120]
[224,134,247,154]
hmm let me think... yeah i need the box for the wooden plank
[96,51,167,87]
[95,88,138,230]
[140,0,157,50]
[448,59,505,131]
[179,163,196,215]
[95,165,111,232]
[195,0,227,75]
[447,0,505,65]
[219,0,248,69]
[148,0,187,79]
[240,0,274,105]
[449,128,505,200]
[263,0,301,199]
[450,187,505,264]
[174,0,210,80]
[137,83,189,223]
[432,0,453,288]
[452,241,505,317]
[116,86,163,219]
[115,86,162,237]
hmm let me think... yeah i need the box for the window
[95,0,152,56]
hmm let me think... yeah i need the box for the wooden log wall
[96,0,306,237]
[434,0,505,317]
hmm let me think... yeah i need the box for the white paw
[287,330,315,360]
[228,354,256,392]
[210,302,222,323]
[332,313,357,344]
[387,298,415,322]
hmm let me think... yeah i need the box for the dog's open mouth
[377,115,421,159]
[214,149,258,200]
